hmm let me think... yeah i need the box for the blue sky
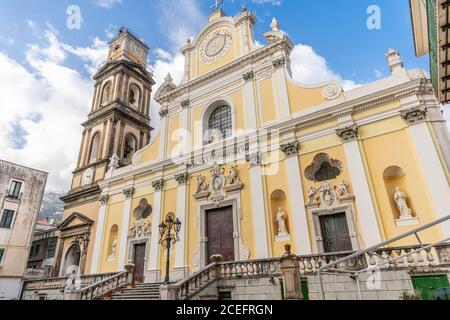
[0,0,438,191]
[0,0,429,81]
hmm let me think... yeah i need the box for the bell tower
[62,27,155,206]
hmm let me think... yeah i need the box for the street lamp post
[159,215,182,284]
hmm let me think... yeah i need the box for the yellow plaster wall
[259,78,276,123]
[169,115,180,157]
[139,132,161,164]
[361,123,441,245]
[287,79,331,113]
[263,158,293,256]
[100,200,124,273]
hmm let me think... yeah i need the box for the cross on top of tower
[210,0,224,10]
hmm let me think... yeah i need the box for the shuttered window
[0,210,15,229]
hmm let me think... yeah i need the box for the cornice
[99,75,432,188]
[157,38,293,104]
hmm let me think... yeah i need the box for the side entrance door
[206,206,235,264]
[133,243,146,283]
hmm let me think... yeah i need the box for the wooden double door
[206,206,235,264]
[319,213,353,253]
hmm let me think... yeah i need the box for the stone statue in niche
[110,236,118,257]
[394,187,413,219]
[275,208,289,236]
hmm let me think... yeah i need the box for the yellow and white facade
[58,9,450,283]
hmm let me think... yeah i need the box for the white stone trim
[309,204,360,253]
[273,67,291,121]
[407,122,450,238]
[248,165,270,258]
[174,182,188,270]
[147,187,163,282]
[90,199,108,274]
[285,155,312,255]
[342,140,382,247]
[117,193,133,271]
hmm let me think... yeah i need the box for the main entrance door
[319,213,353,253]
[206,206,234,264]
[133,243,146,283]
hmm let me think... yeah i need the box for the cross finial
[210,0,224,10]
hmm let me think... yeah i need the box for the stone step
[121,288,160,293]
[111,295,160,300]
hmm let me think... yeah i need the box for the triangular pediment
[58,212,94,231]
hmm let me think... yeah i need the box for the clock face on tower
[131,42,142,57]
[199,27,232,64]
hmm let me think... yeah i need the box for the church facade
[54,9,450,284]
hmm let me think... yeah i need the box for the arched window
[63,244,81,276]
[89,132,101,163]
[315,162,341,182]
[305,153,343,182]
[133,198,152,220]
[101,82,112,106]
[123,133,137,165]
[128,84,141,109]
[206,105,232,144]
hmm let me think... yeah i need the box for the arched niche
[123,133,138,165]
[270,190,290,240]
[100,81,112,106]
[107,224,119,259]
[128,83,141,110]
[89,132,101,163]
[383,166,410,220]
[63,244,81,276]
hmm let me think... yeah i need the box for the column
[248,152,270,258]
[401,107,450,237]
[159,109,169,159]
[272,58,291,121]
[242,71,258,129]
[337,125,382,247]
[280,141,312,255]
[147,178,164,282]
[117,186,134,271]
[90,194,109,274]
[173,172,189,279]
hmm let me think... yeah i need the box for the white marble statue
[110,236,118,257]
[394,187,412,219]
[276,208,289,236]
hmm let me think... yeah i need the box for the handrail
[317,214,450,300]
[80,270,129,300]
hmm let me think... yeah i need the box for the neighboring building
[409,0,450,104]
[47,8,450,293]
[26,228,58,278]
[0,160,48,300]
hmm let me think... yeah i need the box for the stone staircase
[108,283,162,300]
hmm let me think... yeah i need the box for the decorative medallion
[199,27,233,64]
[210,165,226,203]
[322,83,343,101]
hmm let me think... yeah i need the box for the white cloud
[0,26,103,192]
[93,0,122,9]
[158,0,205,49]
[289,43,360,91]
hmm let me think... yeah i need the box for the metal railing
[317,214,450,300]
